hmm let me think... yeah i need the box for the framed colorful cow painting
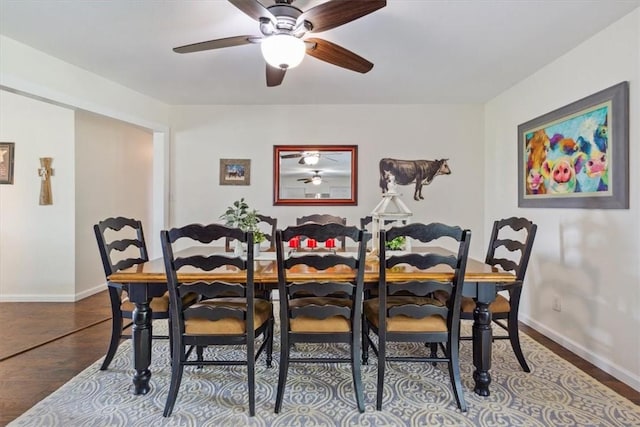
[517,81,629,209]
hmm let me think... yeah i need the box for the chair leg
[507,317,530,372]
[447,340,467,412]
[351,333,365,413]
[247,333,256,417]
[196,345,204,369]
[362,316,369,365]
[266,316,274,368]
[376,333,385,411]
[100,311,123,370]
[163,345,185,417]
[274,339,290,413]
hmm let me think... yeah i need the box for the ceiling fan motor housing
[260,4,307,36]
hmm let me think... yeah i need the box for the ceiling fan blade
[173,35,258,53]
[297,178,311,183]
[281,153,303,159]
[266,64,286,87]
[297,0,386,33]
[229,0,276,23]
[305,38,373,73]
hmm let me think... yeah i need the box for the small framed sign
[0,142,15,185]
[220,159,250,186]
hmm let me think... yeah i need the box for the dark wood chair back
[360,215,407,231]
[94,216,148,278]
[160,223,273,417]
[485,217,537,282]
[296,214,347,250]
[363,222,471,411]
[256,214,277,251]
[274,222,369,413]
[225,213,278,252]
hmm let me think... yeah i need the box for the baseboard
[74,284,106,301]
[0,283,105,302]
[520,314,640,393]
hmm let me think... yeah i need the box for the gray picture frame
[0,142,15,185]
[220,159,250,186]
[517,81,629,209]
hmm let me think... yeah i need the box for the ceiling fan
[281,151,338,165]
[173,0,387,87]
[297,170,324,185]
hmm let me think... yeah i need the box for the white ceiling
[1,0,638,105]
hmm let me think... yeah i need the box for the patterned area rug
[9,320,639,427]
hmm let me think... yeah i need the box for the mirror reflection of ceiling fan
[172,0,387,87]
[281,151,339,165]
[297,170,325,185]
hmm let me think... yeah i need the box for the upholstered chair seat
[183,298,273,335]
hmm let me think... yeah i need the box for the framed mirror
[273,145,358,206]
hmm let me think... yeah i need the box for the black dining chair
[296,214,347,251]
[161,223,274,417]
[93,217,173,371]
[460,217,537,372]
[274,222,369,413]
[362,222,471,411]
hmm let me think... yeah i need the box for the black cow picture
[379,158,452,201]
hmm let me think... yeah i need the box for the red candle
[307,238,317,248]
[325,238,335,248]
[289,236,300,248]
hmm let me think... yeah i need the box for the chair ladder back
[485,217,537,281]
[296,214,348,250]
[378,225,471,331]
[94,216,148,276]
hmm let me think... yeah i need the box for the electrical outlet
[552,297,561,312]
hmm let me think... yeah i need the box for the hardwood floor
[0,293,637,425]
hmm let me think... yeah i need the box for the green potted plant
[220,198,266,254]
[385,235,406,251]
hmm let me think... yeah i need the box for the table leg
[472,300,492,396]
[131,300,152,395]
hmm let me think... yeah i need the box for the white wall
[484,10,639,390]
[0,90,76,300]
[75,111,153,298]
[169,104,487,258]
[0,35,171,258]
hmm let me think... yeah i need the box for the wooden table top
[109,246,515,284]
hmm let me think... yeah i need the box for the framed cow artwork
[518,81,629,209]
[379,158,451,201]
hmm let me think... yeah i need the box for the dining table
[108,246,515,398]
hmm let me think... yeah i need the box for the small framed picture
[0,142,15,185]
[220,159,250,186]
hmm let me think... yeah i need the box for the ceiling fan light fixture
[302,153,320,165]
[311,175,322,185]
[261,34,305,69]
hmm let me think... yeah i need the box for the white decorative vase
[234,240,243,257]
[253,243,261,257]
